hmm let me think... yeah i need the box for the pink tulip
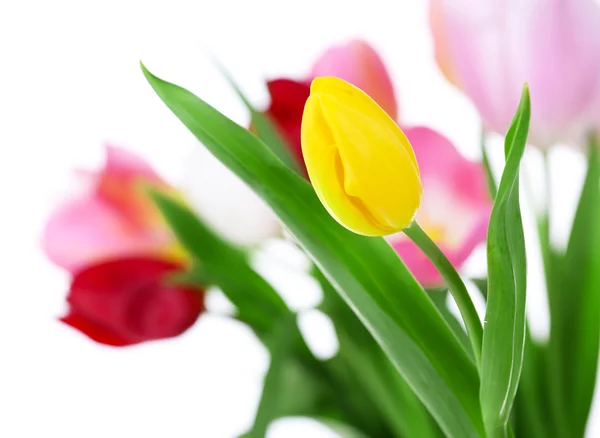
[43,145,183,273]
[310,39,398,120]
[430,0,600,147]
[387,127,492,286]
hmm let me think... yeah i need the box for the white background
[0,0,596,437]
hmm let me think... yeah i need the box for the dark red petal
[127,285,205,340]
[266,79,311,116]
[65,258,204,345]
[264,79,311,175]
[60,311,139,346]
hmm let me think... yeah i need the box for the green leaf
[243,316,297,438]
[150,191,290,335]
[512,331,551,438]
[427,288,471,358]
[319,419,372,438]
[559,140,600,436]
[216,63,303,175]
[317,269,441,438]
[480,85,530,437]
[150,192,385,434]
[142,63,483,437]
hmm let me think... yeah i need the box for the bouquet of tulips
[43,1,600,437]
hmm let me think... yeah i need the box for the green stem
[404,221,483,369]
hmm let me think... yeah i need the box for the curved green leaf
[141,64,482,437]
[216,64,302,175]
[560,140,600,436]
[150,190,289,334]
[480,85,530,437]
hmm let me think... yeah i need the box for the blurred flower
[387,127,491,286]
[430,0,600,147]
[180,144,282,245]
[265,39,397,171]
[301,77,421,236]
[43,145,184,273]
[61,258,204,346]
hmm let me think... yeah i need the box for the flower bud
[301,77,422,236]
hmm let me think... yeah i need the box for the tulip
[61,257,204,346]
[264,40,397,171]
[43,145,184,273]
[301,76,422,236]
[430,0,600,147]
[387,127,492,286]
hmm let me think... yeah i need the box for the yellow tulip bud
[301,76,422,236]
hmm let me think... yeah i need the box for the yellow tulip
[301,76,422,236]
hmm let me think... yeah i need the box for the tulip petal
[389,127,491,286]
[43,146,179,272]
[302,77,421,236]
[520,0,600,143]
[310,40,398,120]
[431,0,600,146]
[62,258,204,346]
[264,79,311,170]
[61,311,134,346]
[43,196,173,273]
[302,97,383,235]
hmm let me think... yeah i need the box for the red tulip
[264,79,311,174]
[61,258,204,346]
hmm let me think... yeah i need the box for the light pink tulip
[43,145,184,273]
[388,127,492,286]
[310,39,398,120]
[430,0,600,147]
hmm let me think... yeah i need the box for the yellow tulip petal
[301,76,422,236]
[310,77,419,172]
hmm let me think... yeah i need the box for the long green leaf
[560,140,600,436]
[142,64,482,437]
[480,85,530,437]
[317,269,441,438]
[151,193,375,431]
[216,63,303,175]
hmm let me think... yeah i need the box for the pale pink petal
[389,127,491,286]
[432,0,600,147]
[97,145,168,230]
[520,0,600,144]
[310,40,398,120]
[42,197,173,273]
[432,0,522,135]
[103,144,160,182]
[43,146,179,273]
